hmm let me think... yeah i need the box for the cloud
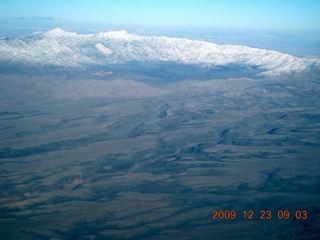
[31,15,55,21]
[13,16,59,21]
[13,17,29,21]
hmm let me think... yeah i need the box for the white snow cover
[0,28,319,76]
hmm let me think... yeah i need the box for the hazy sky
[1,0,320,33]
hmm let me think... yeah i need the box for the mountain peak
[45,28,77,38]
[97,30,133,39]
[47,28,66,34]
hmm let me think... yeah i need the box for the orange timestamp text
[212,210,308,220]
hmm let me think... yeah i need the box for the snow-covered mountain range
[1,28,319,77]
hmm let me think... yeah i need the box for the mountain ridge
[1,28,319,77]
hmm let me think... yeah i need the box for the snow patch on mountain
[95,43,113,56]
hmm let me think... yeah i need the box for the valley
[0,69,319,239]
